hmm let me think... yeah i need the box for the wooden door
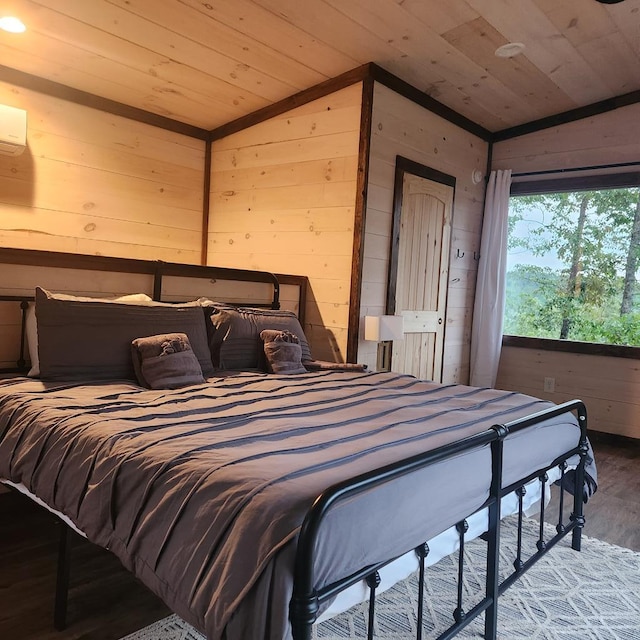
[390,171,453,381]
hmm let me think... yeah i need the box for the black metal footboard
[290,400,589,640]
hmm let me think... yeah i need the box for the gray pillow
[260,329,307,375]
[25,292,153,377]
[131,333,205,389]
[206,306,311,371]
[35,287,214,381]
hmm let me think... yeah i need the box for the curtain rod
[512,161,640,178]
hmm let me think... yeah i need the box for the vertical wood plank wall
[359,83,489,382]
[492,102,640,437]
[0,81,206,263]
[208,84,362,362]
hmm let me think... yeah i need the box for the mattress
[1,469,559,627]
[0,371,585,640]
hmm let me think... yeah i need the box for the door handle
[438,318,443,325]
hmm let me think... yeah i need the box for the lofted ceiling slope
[1,0,639,134]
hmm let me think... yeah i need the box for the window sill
[502,335,640,360]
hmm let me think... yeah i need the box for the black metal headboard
[0,247,308,374]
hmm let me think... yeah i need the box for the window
[505,179,640,349]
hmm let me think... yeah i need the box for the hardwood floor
[0,433,638,640]
[0,491,169,640]
[573,432,640,551]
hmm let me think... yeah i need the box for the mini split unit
[0,104,27,156]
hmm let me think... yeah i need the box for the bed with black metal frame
[0,247,592,640]
[291,402,589,640]
[0,245,302,630]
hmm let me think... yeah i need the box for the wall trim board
[0,64,209,140]
[393,155,457,192]
[386,156,457,381]
[201,138,213,265]
[346,75,375,364]
[209,62,493,144]
[209,64,372,142]
[209,68,640,150]
[4,59,639,151]
[387,158,456,316]
[470,139,493,345]
[511,172,640,195]
[503,335,640,361]
[493,88,640,142]
[485,141,494,185]
[368,64,492,142]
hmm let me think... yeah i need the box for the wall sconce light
[364,315,404,372]
[364,315,404,341]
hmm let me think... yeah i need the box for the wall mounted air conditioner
[0,104,27,156]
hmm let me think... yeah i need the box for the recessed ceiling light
[495,42,525,58]
[0,16,26,33]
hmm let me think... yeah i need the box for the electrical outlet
[543,377,555,393]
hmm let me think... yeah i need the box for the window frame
[504,171,640,361]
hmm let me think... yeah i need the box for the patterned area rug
[120,516,640,639]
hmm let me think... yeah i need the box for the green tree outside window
[506,188,640,346]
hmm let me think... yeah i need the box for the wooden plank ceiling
[1,0,639,133]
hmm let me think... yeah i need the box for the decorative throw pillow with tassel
[260,329,307,374]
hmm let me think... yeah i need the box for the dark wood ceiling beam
[209,62,494,143]
[368,63,493,142]
[0,64,209,140]
[209,64,372,141]
[4,58,638,162]
[493,89,640,142]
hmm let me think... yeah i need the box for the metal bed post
[365,571,381,640]
[0,295,32,374]
[570,405,589,551]
[556,461,568,534]
[484,424,507,639]
[415,542,430,640]
[152,261,164,301]
[513,485,525,572]
[453,520,469,625]
[54,522,71,630]
[18,300,28,370]
[537,473,548,552]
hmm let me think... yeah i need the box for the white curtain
[469,169,512,388]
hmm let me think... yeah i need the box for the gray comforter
[0,372,591,639]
